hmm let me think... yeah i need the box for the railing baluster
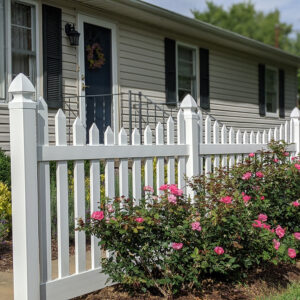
[129,90,132,144]
[139,92,142,144]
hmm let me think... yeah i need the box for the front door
[83,22,112,143]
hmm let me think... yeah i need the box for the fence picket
[242,131,248,162]
[285,121,290,143]
[229,127,235,168]
[268,129,273,142]
[198,111,203,175]
[144,126,153,191]
[177,110,186,191]
[279,124,284,141]
[213,121,220,170]
[132,128,142,204]
[205,116,211,175]
[156,122,164,194]
[274,127,279,141]
[55,109,69,278]
[37,97,52,281]
[262,130,267,144]
[221,125,227,169]
[104,127,115,201]
[236,130,242,164]
[89,124,101,269]
[119,128,129,199]
[167,117,175,184]
[73,117,86,273]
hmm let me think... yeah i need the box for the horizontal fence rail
[8,74,300,300]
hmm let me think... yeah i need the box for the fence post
[180,94,199,199]
[8,74,40,300]
[291,107,300,155]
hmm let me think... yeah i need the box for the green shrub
[0,182,11,241]
[0,149,10,188]
[78,143,300,297]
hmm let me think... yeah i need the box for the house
[0,0,300,150]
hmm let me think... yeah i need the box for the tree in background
[192,1,300,99]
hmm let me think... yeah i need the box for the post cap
[290,107,300,118]
[8,73,35,94]
[180,94,198,111]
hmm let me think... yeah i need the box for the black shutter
[279,69,285,118]
[200,48,210,110]
[164,38,176,104]
[43,5,62,109]
[258,64,266,116]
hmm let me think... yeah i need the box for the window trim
[4,0,40,103]
[265,65,279,118]
[175,41,199,105]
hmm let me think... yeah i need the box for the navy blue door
[84,22,112,143]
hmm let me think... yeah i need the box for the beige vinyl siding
[0,104,9,152]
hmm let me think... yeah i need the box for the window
[0,0,5,99]
[177,45,197,101]
[265,67,278,114]
[11,1,36,85]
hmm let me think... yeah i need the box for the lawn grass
[257,282,300,300]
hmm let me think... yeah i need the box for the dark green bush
[0,148,10,188]
[78,142,300,297]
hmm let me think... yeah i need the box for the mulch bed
[75,262,300,300]
[2,240,300,299]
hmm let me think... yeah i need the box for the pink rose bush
[77,141,299,297]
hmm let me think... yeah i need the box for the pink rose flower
[283,152,289,157]
[249,153,255,157]
[273,239,280,250]
[107,204,114,213]
[172,243,183,250]
[191,222,202,232]
[288,248,297,258]
[262,223,271,230]
[273,158,279,163]
[168,194,177,204]
[256,171,264,178]
[220,196,232,204]
[292,156,296,161]
[275,225,285,238]
[292,201,300,207]
[144,186,154,193]
[242,192,245,196]
[260,196,265,200]
[294,232,300,240]
[295,164,300,170]
[258,214,268,222]
[214,246,224,255]
[135,217,144,223]
[242,172,252,180]
[159,184,169,191]
[243,195,251,204]
[169,184,183,196]
[91,211,104,221]
[252,220,262,228]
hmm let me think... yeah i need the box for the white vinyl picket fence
[8,74,300,300]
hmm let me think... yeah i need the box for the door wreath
[86,43,106,69]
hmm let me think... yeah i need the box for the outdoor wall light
[65,23,80,46]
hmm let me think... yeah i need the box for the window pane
[11,2,36,85]
[177,45,196,101]
[0,0,5,99]
[265,68,278,113]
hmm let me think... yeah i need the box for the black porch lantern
[65,23,80,46]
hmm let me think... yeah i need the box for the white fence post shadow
[8,74,40,300]
[180,94,199,199]
[291,107,300,155]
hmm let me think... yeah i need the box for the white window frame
[265,65,279,118]
[176,41,199,105]
[4,0,40,102]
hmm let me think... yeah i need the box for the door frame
[77,13,118,141]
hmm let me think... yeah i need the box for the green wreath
[86,43,105,69]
